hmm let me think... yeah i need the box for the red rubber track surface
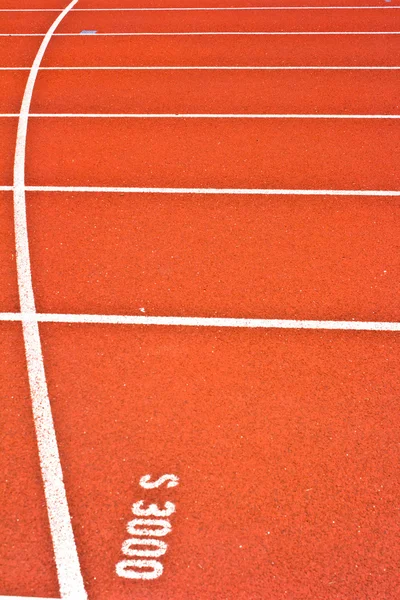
[0,1,392,7]
[40,324,400,600]
[25,118,400,189]
[0,119,16,185]
[0,192,19,312]
[0,37,42,68]
[41,35,400,67]
[22,69,400,115]
[0,71,28,113]
[55,10,400,33]
[0,12,56,33]
[0,323,59,597]
[27,192,400,321]
[1,2,399,599]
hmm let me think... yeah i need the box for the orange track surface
[0,324,59,596]
[56,11,400,33]
[26,192,400,321]
[1,2,399,599]
[4,10,400,34]
[25,118,400,189]
[0,192,19,311]
[41,34,400,67]
[25,69,400,114]
[39,325,400,600]
[0,119,17,185]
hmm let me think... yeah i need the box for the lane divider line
[3,31,400,37]
[1,186,399,197]
[1,5,400,10]
[23,186,400,197]
[2,113,400,119]
[2,66,400,70]
[12,0,87,598]
[0,597,61,600]
[0,313,399,331]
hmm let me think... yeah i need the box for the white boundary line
[2,113,400,119]
[0,312,399,331]
[1,66,400,70]
[1,5,399,10]
[2,31,400,36]
[0,597,60,600]
[1,186,399,196]
[12,0,87,598]
[22,186,400,196]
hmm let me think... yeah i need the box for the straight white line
[2,31,400,36]
[0,312,399,331]
[12,0,87,598]
[2,113,400,119]
[0,186,13,190]
[3,113,400,119]
[1,66,400,70]
[1,5,399,10]
[24,186,400,197]
[0,597,60,600]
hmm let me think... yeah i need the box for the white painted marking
[132,501,176,517]
[1,5,399,10]
[122,538,168,558]
[140,474,180,489]
[12,0,87,598]
[2,32,400,36]
[0,313,398,331]
[24,186,400,197]
[127,519,172,537]
[0,597,61,600]
[116,559,163,580]
[1,186,398,196]
[1,66,400,71]
[2,113,400,119]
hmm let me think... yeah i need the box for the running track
[0,1,399,599]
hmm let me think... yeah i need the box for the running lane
[25,118,400,189]
[38,323,400,600]
[25,192,400,322]
[55,9,400,33]
[0,119,17,185]
[0,37,42,67]
[0,71,28,112]
[27,69,400,115]
[41,34,400,67]
[0,322,60,597]
[0,193,19,311]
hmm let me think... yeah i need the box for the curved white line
[12,0,87,598]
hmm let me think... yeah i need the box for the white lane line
[1,66,400,70]
[2,31,400,36]
[0,597,61,600]
[12,0,87,598]
[24,186,400,197]
[0,597,60,600]
[2,113,400,119]
[0,313,399,331]
[0,186,13,190]
[1,5,399,10]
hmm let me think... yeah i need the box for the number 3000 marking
[116,474,179,581]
